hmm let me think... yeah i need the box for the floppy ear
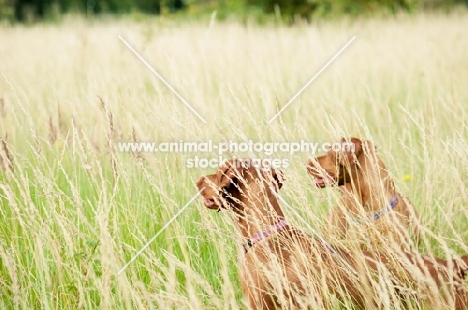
[217,163,239,189]
[271,168,285,190]
[338,137,363,166]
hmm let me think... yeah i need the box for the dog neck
[226,181,286,239]
[346,157,396,212]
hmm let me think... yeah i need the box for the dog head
[306,137,368,188]
[196,158,284,211]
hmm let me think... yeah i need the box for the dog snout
[306,159,321,175]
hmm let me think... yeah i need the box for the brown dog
[307,137,420,251]
[197,159,468,309]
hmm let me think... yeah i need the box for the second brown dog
[307,137,421,251]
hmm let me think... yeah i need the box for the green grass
[1,12,468,309]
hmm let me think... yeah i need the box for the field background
[1,12,468,309]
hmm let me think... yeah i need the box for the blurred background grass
[1,0,468,23]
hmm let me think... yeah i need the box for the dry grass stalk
[0,134,13,172]
[48,116,57,145]
[98,96,120,184]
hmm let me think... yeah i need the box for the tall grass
[0,12,468,309]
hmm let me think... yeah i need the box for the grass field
[1,12,468,309]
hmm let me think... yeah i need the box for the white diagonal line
[275,192,358,275]
[118,35,207,124]
[117,188,205,275]
[268,36,356,124]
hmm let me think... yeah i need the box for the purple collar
[353,193,398,224]
[243,220,288,254]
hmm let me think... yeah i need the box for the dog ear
[271,168,285,190]
[217,161,240,189]
[338,137,363,166]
